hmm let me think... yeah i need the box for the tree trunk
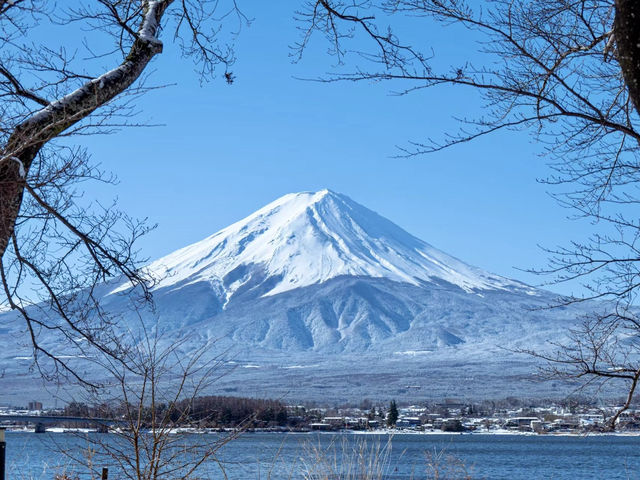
[0,0,171,260]
[615,0,640,114]
[0,157,26,260]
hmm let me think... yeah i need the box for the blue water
[5,431,640,479]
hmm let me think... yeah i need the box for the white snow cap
[119,189,529,298]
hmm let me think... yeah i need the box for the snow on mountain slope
[113,189,533,302]
[2,189,592,402]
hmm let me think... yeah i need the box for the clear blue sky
[53,3,593,295]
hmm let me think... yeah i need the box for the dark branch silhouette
[0,0,245,384]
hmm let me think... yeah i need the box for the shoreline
[4,426,640,437]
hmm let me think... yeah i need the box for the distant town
[2,397,640,435]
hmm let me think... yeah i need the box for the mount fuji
[1,190,592,403]
[129,189,531,299]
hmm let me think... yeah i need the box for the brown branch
[0,65,49,106]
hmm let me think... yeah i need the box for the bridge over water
[0,414,122,433]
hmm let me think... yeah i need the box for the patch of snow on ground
[394,350,433,356]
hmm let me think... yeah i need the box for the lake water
[5,431,640,479]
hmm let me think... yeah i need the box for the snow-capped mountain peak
[7,189,580,404]
[115,189,529,300]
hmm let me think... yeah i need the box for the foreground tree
[56,330,241,479]
[296,0,640,424]
[0,0,243,383]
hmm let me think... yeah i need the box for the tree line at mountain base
[59,395,294,429]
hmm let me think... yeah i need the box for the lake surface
[5,431,640,479]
